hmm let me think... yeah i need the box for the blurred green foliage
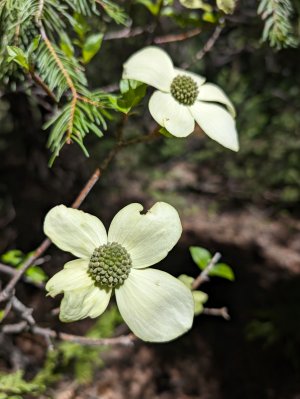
[189,246,235,281]
[0,306,122,398]
[1,250,48,285]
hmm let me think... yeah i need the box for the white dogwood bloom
[44,203,194,342]
[123,46,239,151]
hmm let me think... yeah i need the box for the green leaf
[178,274,194,289]
[202,11,218,23]
[110,80,147,113]
[159,127,174,138]
[1,250,24,267]
[189,246,211,269]
[26,36,41,60]
[193,290,208,315]
[216,0,236,14]
[6,46,29,71]
[208,263,235,281]
[179,0,213,11]
[82,33,103,64]
[59,32,74,58]
[26,266,48,284]
[0,310,5,322]
[73,13,91,41]
[135,0,162,15]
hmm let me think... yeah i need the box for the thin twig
[183,25,224,69]
[0,239,51,304]
[192,252,222,289]
[2,322,135,347]
[195,25,223,61]
[0,169,101,303]
[154,28,202,44]
[2,321,27,334]
[71,168,101,208]
[104,27,146,41]
[202,307,230,320]
[0,263,17,277]
[11,296,35,325]
[100,125,160,171]
[29,70,58,103]
[0,262,46,289]
[0,296,13,323]
[104,25,201,44]
[33,327,136,347]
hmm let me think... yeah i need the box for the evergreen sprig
[0,0,128,163]
[36,40,87,99]
[258,0,298,49]
[45,91,109,166]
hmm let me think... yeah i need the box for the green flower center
[170,75,199,106]
[88,242,132,288]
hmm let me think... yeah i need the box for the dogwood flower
[122,46,239,151]
[44,203,194,342]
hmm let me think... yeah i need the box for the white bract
[123,46,239,151]
[44,203,194,342]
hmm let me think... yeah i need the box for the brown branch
[0,263,17,277]
[182,24,224,69]
[0,262,45,289]
[0,169,101,303]
[202,307,230,320]
[2,322,135,347]
[104,27,147,41]
[192,252,222,289]
[71,168,101,208]
[0,297,13,323]
[29,70,58,103]
[104,26,201,44]
[154,28,202,44]
[33,327,136,347]
[0,239,51,304]
[195,25,223,61]
[100,125,161,171]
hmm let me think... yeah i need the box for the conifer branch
[258,0,298,49]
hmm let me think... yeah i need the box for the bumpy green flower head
[88,242,132,288]
[170,75,199,106]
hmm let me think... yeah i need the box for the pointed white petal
[45,259,92,297]
[190,101,239,151]
[198,83,236,117]
[122,46,174,92]
[173,68,206,88]
[149,91,195,137]
[59,285,112,322]
[108,202,182,268]
[44,205,107,259]
[116,268,194,342]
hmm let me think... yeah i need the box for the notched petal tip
[109,201,182,269]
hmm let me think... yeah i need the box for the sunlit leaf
[189,246,211,269]
[209,263,235,281]
[82,33,103,64]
